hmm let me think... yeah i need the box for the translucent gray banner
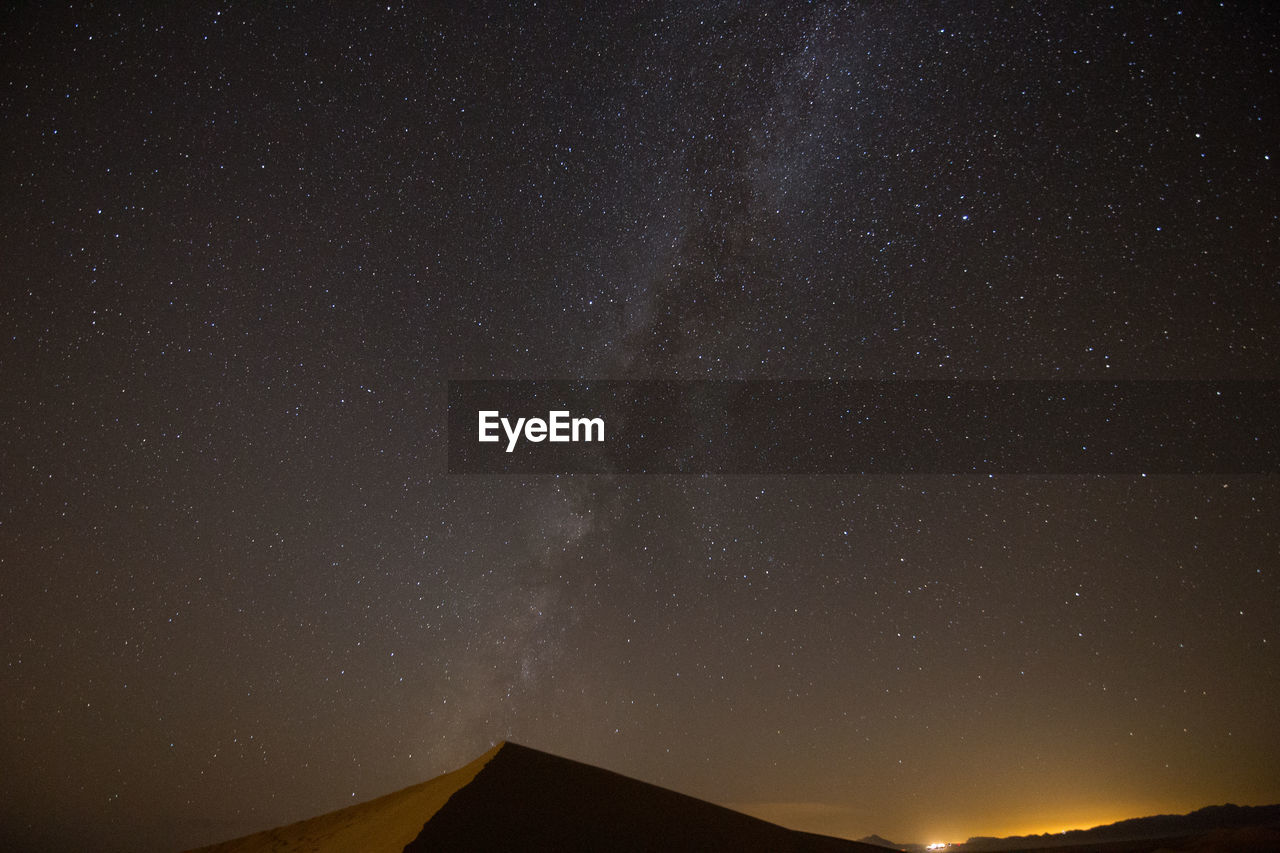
[447,381,1278,474]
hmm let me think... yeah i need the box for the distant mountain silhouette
[859,833,917,850]
[187,741,883,853]
[960,803,1280,851]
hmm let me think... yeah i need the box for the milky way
[1,4,1277,851]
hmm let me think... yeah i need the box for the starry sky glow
[1,3,1277,852]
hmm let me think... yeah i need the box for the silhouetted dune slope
[405,741,877,852]
[186,740,878,853]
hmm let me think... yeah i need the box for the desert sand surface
[184,742,501,853]
[186,741,881,853]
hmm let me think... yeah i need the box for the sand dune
[184,743,501,853]
[186,741,880,853]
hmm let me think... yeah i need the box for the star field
[1,3,1277,852]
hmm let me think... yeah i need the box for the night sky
[2,3,1278,852]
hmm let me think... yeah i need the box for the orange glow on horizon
[913,803,1179,846]
[732,800,1161,847]
[739,795,1209,847]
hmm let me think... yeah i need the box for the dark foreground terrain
[188,741,883,852]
